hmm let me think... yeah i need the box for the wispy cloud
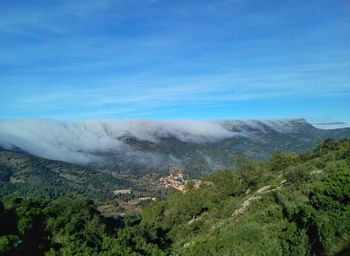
[0,0,349,120]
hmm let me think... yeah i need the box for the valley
[1,119,350,217]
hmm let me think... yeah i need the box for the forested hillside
[1,139,349,255]
[0,150,133,203]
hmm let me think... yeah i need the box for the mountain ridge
[1,118,350,178]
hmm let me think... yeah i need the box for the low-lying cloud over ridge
[0,118,309,165]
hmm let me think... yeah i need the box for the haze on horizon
[0,0,349,122]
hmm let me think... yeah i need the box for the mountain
[1,118,350,178]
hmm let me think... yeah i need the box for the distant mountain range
[1,118,350,178]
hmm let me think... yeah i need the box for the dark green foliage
[234,156,266,189]
[298,166,350,255]
[0,195,167,255]
[268,151,300,173]
[0,139,349,255]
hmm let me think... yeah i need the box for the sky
[0,0,349,122]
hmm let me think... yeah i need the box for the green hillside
[1,139,350,255]
[0,150,133,203]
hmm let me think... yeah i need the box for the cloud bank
[0,118,308,165]
[312,122,350,130]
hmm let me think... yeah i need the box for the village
[159,173,187,191]
[112,173,202,197]
[108,172,203,215]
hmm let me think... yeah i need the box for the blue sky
[0,0,349,122]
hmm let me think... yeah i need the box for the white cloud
[312,123,350,130]
[0,118,308,165]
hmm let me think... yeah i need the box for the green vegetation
[1,139,350,255]
[0,150,166,206]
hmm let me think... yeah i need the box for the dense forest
[1,139,349,255]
